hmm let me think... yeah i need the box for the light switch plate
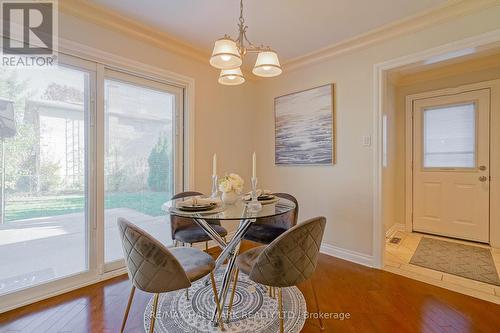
[363,136,372,147]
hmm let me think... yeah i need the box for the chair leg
[205,241,209,252]
[310,279,325,331]
[150,293,159,333]
[278,288,284,333]
[226,268,239,322]
[185,288,189,301]
[120,286,136,333]
[269,286,275,299]
[209,272,225,331]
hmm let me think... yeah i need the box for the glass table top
[162,195,296,220]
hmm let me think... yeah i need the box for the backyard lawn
[5,191,171,222]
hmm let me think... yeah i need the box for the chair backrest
[170,191,203,239]
[249,216,326,288]
[118,218,191,293]
[274,193,299,227]
[250,193,299,229]
[171,191,204,200]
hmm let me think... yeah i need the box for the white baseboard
[320,243,374,267]
[385,223,405,238]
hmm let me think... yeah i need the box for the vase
[222,191,238,205]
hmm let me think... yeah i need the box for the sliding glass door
[0,58,95,295]
[0,53,185,311]
[103,70,182,268]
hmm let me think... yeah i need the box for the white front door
[412,89,490,243]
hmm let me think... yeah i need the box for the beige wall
[391,57,500,231]
[60,4,500,258]
[253,5,500,257]
[59,12,258,196]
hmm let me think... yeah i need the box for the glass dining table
[162,195,296,326]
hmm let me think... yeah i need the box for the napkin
[176,196,222,207]
[243,189,272,201]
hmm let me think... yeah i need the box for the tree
[0,68,38,193]
[42,83,83,104]
[106,147,125,192]
[39,158,61,192]
[147,135,170,192]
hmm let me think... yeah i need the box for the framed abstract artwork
[274,84,335,165]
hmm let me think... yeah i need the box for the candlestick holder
[247,177,262,212]
[210,174,218,199]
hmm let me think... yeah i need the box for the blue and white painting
[275,84,334,165]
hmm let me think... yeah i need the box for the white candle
[212,153,217,176]
[252,152,256,179]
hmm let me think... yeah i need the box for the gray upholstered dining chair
[229,216,326,332]
[243,193,298,245]
[117,218,224,333]
[171,191,228,250]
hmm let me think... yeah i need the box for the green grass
[5,191,171,222]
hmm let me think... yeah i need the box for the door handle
[479,176,488,182]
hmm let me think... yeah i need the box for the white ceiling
[90,0,448,61]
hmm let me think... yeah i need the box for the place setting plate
[177,202,218,212]
[242,192,279,205]
[169,196,224,215]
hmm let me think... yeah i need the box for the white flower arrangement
[218,173,244,194]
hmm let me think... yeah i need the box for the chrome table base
[193,208,255,326]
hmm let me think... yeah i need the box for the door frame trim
[372,28,500,269]
[405,84,496,242]
[0,37,195,314]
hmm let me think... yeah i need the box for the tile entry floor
[385,230,500,304]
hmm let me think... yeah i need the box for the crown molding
[60,0,500,80]
[282,0,500,72]
[59,0,209,64]
[394,52,500,86]
[59,1,261,81]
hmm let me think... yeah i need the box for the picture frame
[274,84,336,165]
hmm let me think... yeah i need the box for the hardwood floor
[1,247,500,332]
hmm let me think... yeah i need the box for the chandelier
[209,0,282,85]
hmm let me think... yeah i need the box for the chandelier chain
[236,0,256,53]
[239,0,244,25]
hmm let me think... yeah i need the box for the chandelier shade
[210,37,242,69]
[209,0,282,84]
[218,68,245,85]
[252,51,282,77]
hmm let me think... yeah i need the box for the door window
[0,65,91,295]
[104,74,180,265]
[423,103,476,168]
